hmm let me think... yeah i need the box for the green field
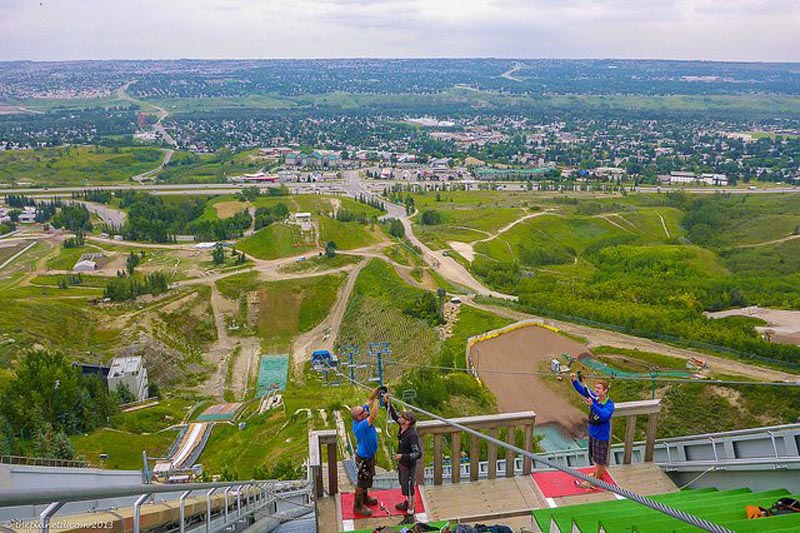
[216,271,344,352]
[278,253,361,273]
[158,149,271,184]
[0,145,164,186]
[140,90,800,117]
[237,223,314,260]
[72,428,176,470]
[317,217,384,250]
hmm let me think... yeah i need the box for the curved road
[341,169,516,300]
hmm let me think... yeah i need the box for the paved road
[117,81,177,147]
[77,201,127,227]
[132,149,174,183]
[340,169,515,299]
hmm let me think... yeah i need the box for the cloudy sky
[1,0,799,61]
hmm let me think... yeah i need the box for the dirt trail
[735,234,800,248]
[657,212,671,238]
[202,284,238,397]
[465,299,798,382]
[446,209,554,265]
[291,259,368,373]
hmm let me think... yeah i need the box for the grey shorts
[398,463,416,496]
[589,437,609,466]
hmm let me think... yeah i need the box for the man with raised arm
[386,395,422,523]
[349,386,381,516]
[570,373,615,488]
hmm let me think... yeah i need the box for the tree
[212,243,226,265]
[126,252,141,275]
[115,383,135,404]
[420,209,442,225]
[325,241,337,258]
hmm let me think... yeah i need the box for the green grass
[149,94,298,114]
[279,253,361,273]
[318,217,384,250]
[71,428,176,470]
[110,398,195,433]
[721,238,800,276]
[198,374,360,477]
[30,274,110,288]
[217,272,345,352]
[237,223,314,260]
[45,244,107,271]
[0,297,114,367]
[336,259,444,381]
[0,145,164,187]
[158,149,271,184]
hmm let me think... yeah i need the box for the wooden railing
[309,401,660,493]
[614,399,661,464]
[309,429,338,497]
[414,411,536,486]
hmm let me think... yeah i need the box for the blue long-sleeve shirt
[572,380,615,441]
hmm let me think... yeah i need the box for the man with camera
[349,386,383,516]
[386,394,422,522]
[570,370,614,489]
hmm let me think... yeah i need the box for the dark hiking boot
[363,492,378,506]
[395,500,409,511]
[353,490,373,517]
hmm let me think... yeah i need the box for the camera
[378,385,388,406]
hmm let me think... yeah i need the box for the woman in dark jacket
[386,397,422,520]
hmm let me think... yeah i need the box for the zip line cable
[328,361,734,533]
[381,358,800,387]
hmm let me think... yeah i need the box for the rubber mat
[531,467,617,498]
[340,488,425,519]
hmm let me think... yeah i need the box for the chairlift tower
[367,342,391,387]
[343,344,365,382]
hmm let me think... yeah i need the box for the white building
[18,206,37,224]
[72,260,97,272]
[107,356,149,402]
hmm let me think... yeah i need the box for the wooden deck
[323,463,678,532]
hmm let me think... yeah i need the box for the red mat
[531,467,617,498]
[340,488,425,519]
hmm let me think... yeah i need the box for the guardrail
[0,480,311,533]
[0,455,89,468]
[535,422,800,473]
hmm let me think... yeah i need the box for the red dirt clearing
[470,325,587,436]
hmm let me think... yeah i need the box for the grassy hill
[0,145,164,186]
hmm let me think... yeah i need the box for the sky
[1,0,799,62]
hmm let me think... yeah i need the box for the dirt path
[291,259,368,374]
[470,325,587,434]
[446,209,554,265]
[598,214,636,234]
[657,212,671,239]
[202,284,238,397]
[735,234,800,248]
[465,299,798,382]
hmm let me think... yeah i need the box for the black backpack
[772,498,800,515]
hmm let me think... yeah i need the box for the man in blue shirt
[350,386,381,516]
[571,373,615,488]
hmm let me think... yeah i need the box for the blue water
[537,424,584,452]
